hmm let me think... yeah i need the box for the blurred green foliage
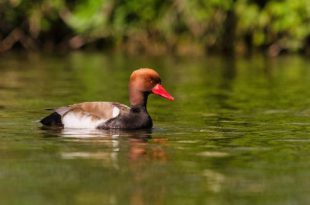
[0,0,309,55]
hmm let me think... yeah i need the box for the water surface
[0,53,310,205]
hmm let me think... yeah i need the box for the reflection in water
[202,169,226,193]
[41,128,168,205]
[41,128,156,161]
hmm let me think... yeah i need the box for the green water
[0,53,310,205]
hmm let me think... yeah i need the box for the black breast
[98,105,152,129]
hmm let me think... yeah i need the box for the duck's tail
[40,112,63,127]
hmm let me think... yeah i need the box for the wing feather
[58,102,129,129]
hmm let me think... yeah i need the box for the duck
[40,68,174,129]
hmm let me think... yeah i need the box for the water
[0,52,310,205]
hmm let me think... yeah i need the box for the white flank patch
[112,106,120,118]
[62,112,107,129]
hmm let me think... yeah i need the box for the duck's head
[129,68,174,105]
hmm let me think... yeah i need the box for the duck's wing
[40,102,130,129]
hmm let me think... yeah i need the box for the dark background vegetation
[0,0,309,56]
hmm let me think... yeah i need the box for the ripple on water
[197,151,230,157]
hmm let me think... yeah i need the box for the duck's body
[41,102,152,129]
[40,68,173,130]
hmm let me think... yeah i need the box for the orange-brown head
[129,68,174,106]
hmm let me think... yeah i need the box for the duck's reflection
[129,137,167,162]
[41,128,168,205]
[41,127,167,164]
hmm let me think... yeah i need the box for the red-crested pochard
[40,68,174,129]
